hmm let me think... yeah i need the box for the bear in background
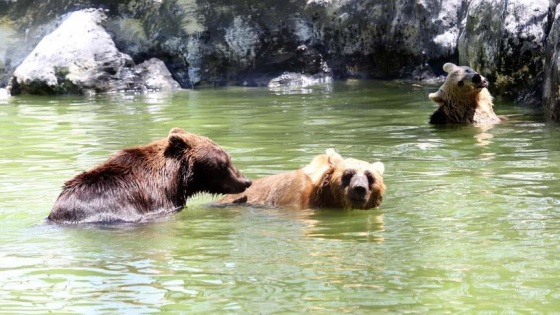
[48,128,251,224]
[216,149,386,210]
[428,62,500,124]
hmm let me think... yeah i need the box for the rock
[136,58,182,91]
[459,0,550,106]
[8,9,129,94]
[543,4,560,121]
[117,58,182,92]
[7,9,180,95]
[304,0,465,79]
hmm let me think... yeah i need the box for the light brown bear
[216,149,386,210]
[428,62,500,124]
[48,128,251,224]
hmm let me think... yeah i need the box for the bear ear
[169,127,187,136]
[443,63,457,73]
[371,162,385,175]
[303,151,337,186]
[168,134,188,150]
[168,133,194,151]
[429,90,444,105]
[325,148,343,166]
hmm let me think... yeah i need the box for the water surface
[1,81,559,313]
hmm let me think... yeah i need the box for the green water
[1,81,559,313]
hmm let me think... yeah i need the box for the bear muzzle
[227,177,252,194]
[472,74,488,88]
[346,174,370,204]
[242,178,252,189]
[220,167,252,194]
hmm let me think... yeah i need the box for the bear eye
[458,80,464,87]
[205,158,227,171]
[341,170,355,186]
[365,171,375,185]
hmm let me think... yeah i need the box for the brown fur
[429,63,500,124]
[217,149,386,210]
[48,128,251,224]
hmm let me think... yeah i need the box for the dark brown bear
[48,128,251,224]
[217,149,386,210]
[429,62,500,124]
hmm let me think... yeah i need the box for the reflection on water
[0,81,559,313]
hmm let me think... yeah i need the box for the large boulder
[7,9,180,95]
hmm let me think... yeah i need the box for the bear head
[165,127,252,195]
[323,149,386,210]
[428,62,489,106]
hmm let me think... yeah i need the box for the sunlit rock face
[9,9,130,94]
[459,0,551,106]
[0,0,559,119]
[7,9,180,95]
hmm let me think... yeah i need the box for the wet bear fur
[217,149,386,210]
[48,128,251,224]
[429,63,500,124]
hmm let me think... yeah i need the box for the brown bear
[48,128,252,224]
[216,149,386,210]
[428,62,500,124]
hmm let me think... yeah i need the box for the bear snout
[472,74,481,84]
[347,174,369,201]
[351,185,367,197]
[472,74,487,88]
[226,174,252,193]
[242,178,252,189]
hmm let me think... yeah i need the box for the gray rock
[8,9,180,95]
[543,3,560,120]
[459,0,550,105]
[0,8,64,87]
[118,58,182,92]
